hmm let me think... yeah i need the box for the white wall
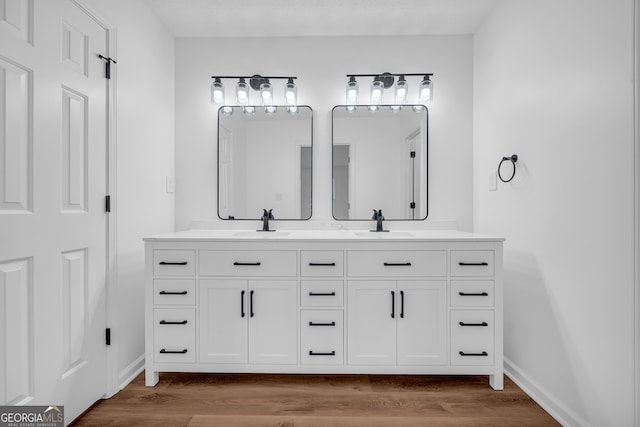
[474,1,636,425]
[175,36,474,231]
[85,0,175,389]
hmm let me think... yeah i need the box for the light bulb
[395,76,408,105]
[260,81,273,106]
[370,79,384,105]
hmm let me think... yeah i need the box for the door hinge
[105,328,111,346]
[105,195,111,213]
[410,151,416,158]
[98,54,117,79]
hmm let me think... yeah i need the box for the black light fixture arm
[498,154,518,183]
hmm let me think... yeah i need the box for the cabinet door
[397,281,447,365]
[248,281,298,364]
[200,280,248,364]
[347,281,396,365]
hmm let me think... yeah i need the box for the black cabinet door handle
[459,292,489,296]
[241,290,245,318]
[159,261,187,266]
[384,262,412,267]
[391,291,395,318]
[459,322,488,327]
[399,290,404,318]
[309,351,336,356]
[159,320,188,325]
[159,349,188,354]
[308,292,336,296]
[459,351,488,357]
[249,290,254,317]
[309,262,336,266]
[159,290,188,295]
[234,262,261,266]
[308,321,336,327]
[458,262,488,266]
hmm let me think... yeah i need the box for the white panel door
[347,281,396,365]
[0,0,109,422]
[199,280,248,364]
[248,280,297,364]
[397,281,447,365]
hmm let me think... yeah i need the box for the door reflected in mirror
[332,105,428,220]
[218,106,312,220]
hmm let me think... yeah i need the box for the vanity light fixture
[210,75,299,114]
[345,73,434,108]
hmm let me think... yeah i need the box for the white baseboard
[118,354,145,390]
[504,357,590,427]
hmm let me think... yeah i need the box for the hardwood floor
[71,373,559,426]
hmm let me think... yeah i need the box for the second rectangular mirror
[218,106,312,220]
[332,105,428,220]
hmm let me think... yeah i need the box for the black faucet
[371,209,387,232]
[259,209,275,232]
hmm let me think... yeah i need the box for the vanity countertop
[144,229,505,242]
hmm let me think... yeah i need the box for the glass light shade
[211,78,225,105]
[395,77,408,104]
[419,76,433,105]
[370,79,384,104]
[346,77,359,105]
[260,81,273,106]
[284,79,297,105]
[236,78,249,106]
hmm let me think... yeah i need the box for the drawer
[199,250,297,277]
[153,308,196,363]
[153,250,196,276]
[301,251,344,277]
[300,310,343,365]
[450,310,494,366]
[153,279,196,305]
[450,281,494,307]
[301,281,344,307]
[450,251,494,277]
[347,250,447,277]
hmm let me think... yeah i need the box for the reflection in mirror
[332,105,428,220]
[218,106,312,220]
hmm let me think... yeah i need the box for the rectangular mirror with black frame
[332,105,428,221]
[218,106,313,220]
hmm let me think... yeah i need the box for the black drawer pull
[241,290,246,318]
[384,262,412,266]
[459,321,488,327]
[159,290,188,295]
[459,292,489,297]
[308,321,336,327]
[159,261,187,266]
[234,262,261,266]
[250,290,255,317]
[159,349,188,354]
[309,351,336,356]
[459,351,488,357]
[159,320,188,325]
[309,292,336,297]
[458,262,489,266]
[309,262,336,266]
[391,291,395,318]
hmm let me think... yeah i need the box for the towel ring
[498,154,518,183]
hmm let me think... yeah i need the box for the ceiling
[144,0,497,38]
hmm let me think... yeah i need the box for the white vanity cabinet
[144,230,504,389]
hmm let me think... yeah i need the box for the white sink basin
[353,231,414,238]
[232,231,290,237]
